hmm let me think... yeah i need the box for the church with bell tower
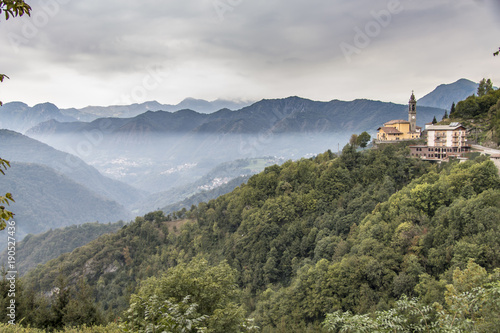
[409,91,417,132]
[376,91,422,142]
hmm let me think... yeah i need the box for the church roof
[378,127,403,134]
[384,119,410,125]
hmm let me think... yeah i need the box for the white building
[410,122,471,160]
[426,122,468,148]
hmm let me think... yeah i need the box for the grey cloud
[1,0,499,108]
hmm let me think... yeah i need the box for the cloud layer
[0,0,499,108]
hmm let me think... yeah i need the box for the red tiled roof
[378,127,403,134]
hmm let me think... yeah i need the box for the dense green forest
[2,139,498,332]
[449,79,500,145]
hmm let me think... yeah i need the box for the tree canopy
[478,78,494,97]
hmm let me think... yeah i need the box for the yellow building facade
[377,92,421,142]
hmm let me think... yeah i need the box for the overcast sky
[0,0,499,109]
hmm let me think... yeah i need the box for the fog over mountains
[23,96,445,192]
[0,130,144,207]
[0,79,478,245]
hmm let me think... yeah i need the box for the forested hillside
[0,222,125,275]
[1,141,498,331]
[0,162,131,248]
[448,79,500,146]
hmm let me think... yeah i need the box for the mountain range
[0,99,254,133]
[27,97,445,137]
[1,79,478,137]
[22,96,447,193]
[61,98,255,121]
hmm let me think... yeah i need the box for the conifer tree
[450,102,456,118]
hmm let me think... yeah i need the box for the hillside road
[472,145,500,173]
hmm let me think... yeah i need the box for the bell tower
[408,91,417,132]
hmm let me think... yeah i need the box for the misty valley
[1,78,500,332]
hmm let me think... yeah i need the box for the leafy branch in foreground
[323,295,438,333]
[1,0,31,105]
[0,0,31,21]
[120,295,209,333]
[323,261,500,333]
[0,74,9,106]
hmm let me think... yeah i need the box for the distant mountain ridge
[0,102,77,133]
[418,78,478,110]
[27,97,444,137]
[0,99,254,131]
[1,79,478,135]
[60,98,255,121]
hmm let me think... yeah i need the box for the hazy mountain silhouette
[418,79,478,110]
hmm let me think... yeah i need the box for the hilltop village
[376,92,472,161]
